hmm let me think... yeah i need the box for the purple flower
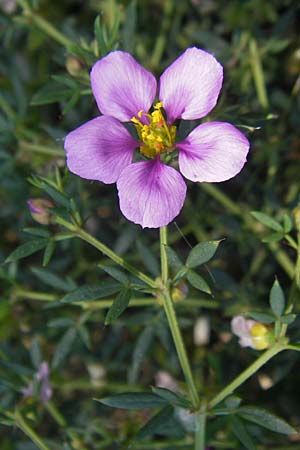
[65,48,249,228]
[231,316,270,350]
[22,362,52,404]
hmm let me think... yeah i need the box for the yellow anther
[154,101,163,109]
[152,110,163,124]
[131,116,142,125]
[131,102,176,159]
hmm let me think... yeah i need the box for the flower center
[131,102,176,159]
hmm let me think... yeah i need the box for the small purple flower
[231,316,270,350]
[22,362,52,404]
[65,48,249,228]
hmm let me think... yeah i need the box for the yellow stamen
[131,102,176,159]
[154,101,163,109]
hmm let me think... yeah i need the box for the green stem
[17,0,73,48]
[209,344,285,409]
[159,227,200,410]
[31,13,73,47]
[0,94,15,120]
[14,287,219,309]
[295,232,300,290]
[14,288,57,301]
[45,401,67,427]
[249,38,269,109]
[12,410,51,450]
[56,217,157,289]
[281,231,300,336]
[195,411,206,450]
[78,298,155,309]
[150,0,173,68]
[160,227,169,283]
[20,141,64,157]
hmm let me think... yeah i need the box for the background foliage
[1,0,300,449]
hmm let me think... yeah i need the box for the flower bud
[194,316,210,346]
[293,205,300,232]
[171,282,188,303]
[1,0,17,14]
[27,198,54,225]
[66,56,84,76]
[155,370,179,392]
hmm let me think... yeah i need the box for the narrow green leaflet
[60,282,121,303]
[23,227,50,238]
[31,81,71,105]
[31,267,74,292]
[186,240,222,269]
[96,392,168,410]
[122,0,137,54]
[151,387,190,408]
[138,405,174,438]
[262,232,286,243]
[104,288,132,325]
[283,214,293,233]
[94,15,109,56]
[187,270,211,294]
[47,318,75,328]
[238,406,297,435]
[247,311,275,323]
[225,396,242,410]
[270,279,285,317]
[52,328,77,369]
[42,240,56,266]
[5,239,48,263]
[280,314,296,324]
[77,325,91,349]
[165,246,183,272]
[230,416,256,450]
[173,266,188,284]
[29,338,42,370]
[128,325,154,384]
[137,240,160,276]
[41,183,70,209]
[251,211,282,232]
[0,418,14,427]
[67,43,95,65]
[98,264,129,284]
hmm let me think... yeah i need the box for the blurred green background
[1,0,300,448]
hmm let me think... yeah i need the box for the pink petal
[117,159,187,228]
[231,316,250,339]
[159,47,223,123]
[40,379,52,404]
[177,122,249,182]
[90,51,157,122]
[64,116,137,184]
[37,362,49,381]
[239,336,255,349]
